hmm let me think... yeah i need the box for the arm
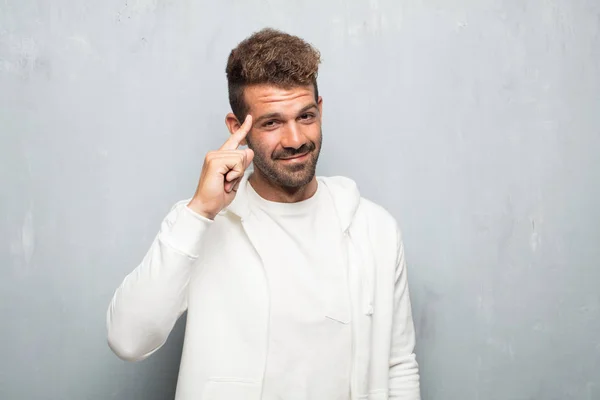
[106,201,212,361]
[389,226,421,399]
[106,115,254,362]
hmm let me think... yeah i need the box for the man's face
[243,84,323,189]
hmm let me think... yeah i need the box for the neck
[248,169,318,203]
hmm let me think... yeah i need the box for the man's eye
[300,113,314,120]
[264,120,277,127]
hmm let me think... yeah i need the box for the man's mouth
[278,151,310,161]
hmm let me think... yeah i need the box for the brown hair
[226,28,321,121]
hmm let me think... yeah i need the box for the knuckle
[206,151,223,162]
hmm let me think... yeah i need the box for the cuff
[159,203,214,258]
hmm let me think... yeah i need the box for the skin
[187,114,255,220]
[225,84,323,203]
[187,83,323,220]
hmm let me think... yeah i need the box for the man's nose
[280,122,305,150]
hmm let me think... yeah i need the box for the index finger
[221,115,253,150]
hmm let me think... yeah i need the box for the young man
[107,28,421,400]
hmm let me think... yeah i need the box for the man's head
[225,28,323,191]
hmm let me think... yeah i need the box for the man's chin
[252,154,318,189]
[271,169,315,189]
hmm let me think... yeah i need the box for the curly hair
[226,28,321,121]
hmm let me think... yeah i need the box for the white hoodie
[107,170,421,400]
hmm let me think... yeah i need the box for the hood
[225,169,362,232]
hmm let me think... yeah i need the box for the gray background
[1,0,599,399]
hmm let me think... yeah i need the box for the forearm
[106,201,212,361]
[389,228,421,399]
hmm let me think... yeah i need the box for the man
[107,28,421,400]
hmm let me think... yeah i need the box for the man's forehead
[244,84,316,113]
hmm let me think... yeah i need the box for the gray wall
[1,1,599,399]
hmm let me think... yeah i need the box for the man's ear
[225,112,248,146]
[317,96,323,119]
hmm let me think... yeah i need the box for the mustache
[273,142,316,160]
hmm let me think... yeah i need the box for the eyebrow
[254,103,319,124]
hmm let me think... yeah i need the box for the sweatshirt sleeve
[106,200,213,362]
[388,225,421,399]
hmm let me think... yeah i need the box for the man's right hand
[187,115,255,220]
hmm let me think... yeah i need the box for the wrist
[186,199,217,220]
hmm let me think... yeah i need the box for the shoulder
[354,197,406,274]
[318,174,401,238]
[351,196,403,263]
[357,197,399,234]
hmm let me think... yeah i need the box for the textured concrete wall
[1,1,599,399]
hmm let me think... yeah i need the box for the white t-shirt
[246,179,352,400]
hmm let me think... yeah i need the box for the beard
[246,129,322,189]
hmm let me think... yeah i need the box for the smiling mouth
[278,152,310,161]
